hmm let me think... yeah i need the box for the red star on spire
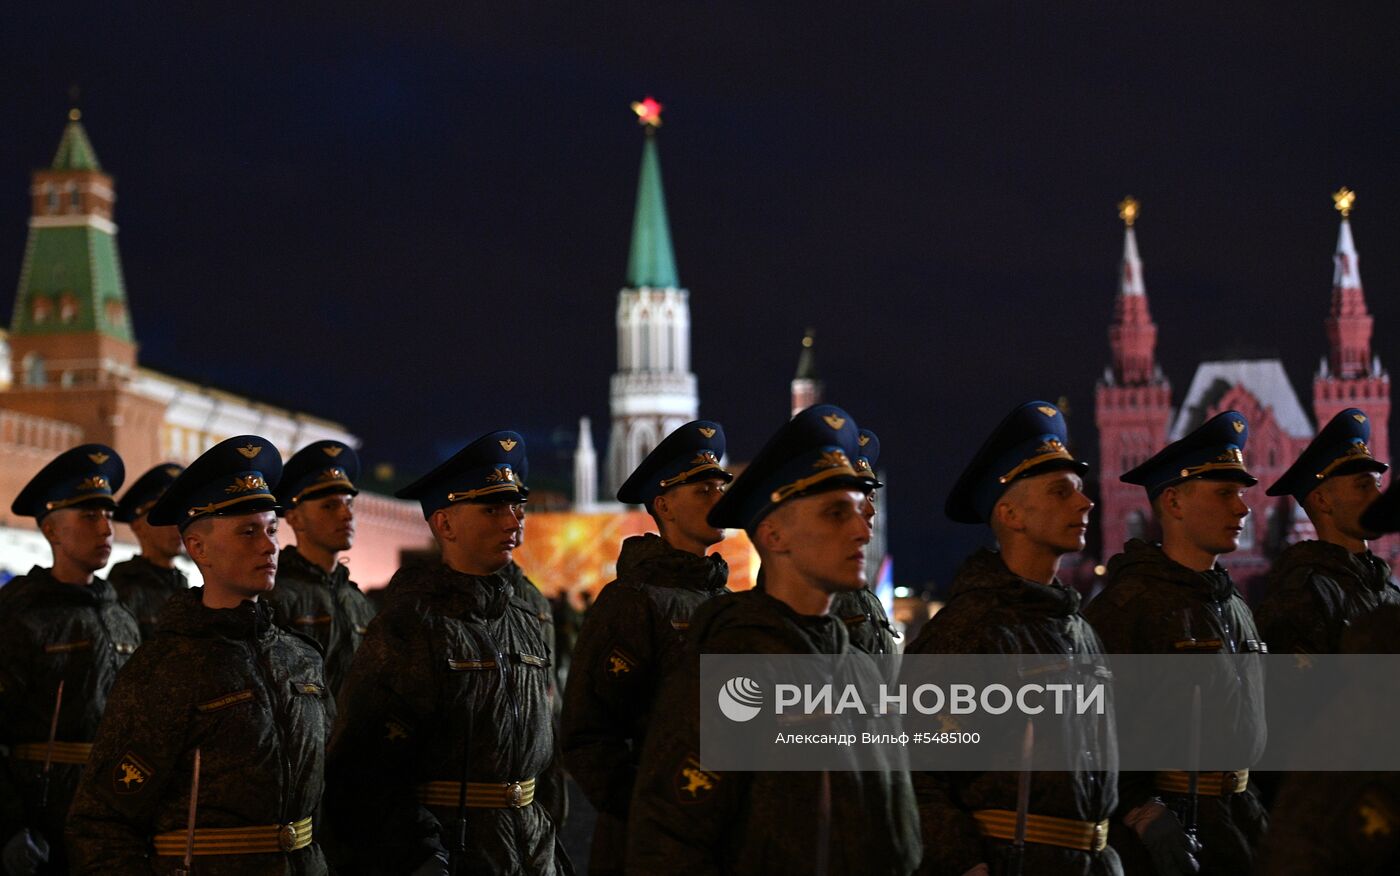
[631,96,663,128]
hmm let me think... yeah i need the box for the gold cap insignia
[322,445,344,458]
[822,414,846,430]
[692,450,719,465]
[856,458,873,473]
[237,444,262,459]
[858,434,871,447]
[814,449,851,470]
[485,465,516,484]
[77,475,109,491]
[87,451,110,464]
[698,427,716,438]
[1354,414,1368,423]
[164,466,182,478]
[1037,406,1058,418]
[319,467,346,482]
[225,475,269,494]
[498,438,518,452]
[1232,421,1245,434]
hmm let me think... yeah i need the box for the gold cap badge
[164,466,182,477]
[498,439,518,452]
[88,452,110,464]
[1037,406,1058,418]
[698,427,716,438]
[822,414,846,430]
[1354,414,1367,423]
[858,434,871,447]
[322,445,344,458]
[237,444,262,459]
[1232,421,1245,434]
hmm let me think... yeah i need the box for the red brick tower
[1313,188,1390,471]
[1095,197,1173,559]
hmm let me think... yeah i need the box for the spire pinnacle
[1333,187,1355,219]
[624,98,679,289]
[51,109,102,171]
[1117,196,1139,228]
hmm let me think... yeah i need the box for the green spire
[51,109,102,171]
[625,133,679,288]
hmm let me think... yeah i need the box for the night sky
[4,4,1400,590]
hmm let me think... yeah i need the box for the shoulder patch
[114,751,154,794]
[607,646,638,676]
[674,754,721,804]
[1352,784,1400,864]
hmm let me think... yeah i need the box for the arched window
[45,186,58,213]
[30,296,51,325]
[59,293,78,324]
[68,184,80,210]
[22,353,46,387]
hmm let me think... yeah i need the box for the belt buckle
[277,822,298,852]
[1221,771,1239,794]
[1092,820,1108,851]
[504,781,525,808]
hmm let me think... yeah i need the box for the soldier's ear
[429,507,453,543]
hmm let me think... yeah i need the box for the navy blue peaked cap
[1121,410,1257,499]
[12,444,125,520]
[1267,408,1387,501]
[616,420,732,505]
[945,401,1087,524]
[278,440,360,510]
[707,404,865,531]
[114,463,185,523]
[148,436,283,529]
[854,428,883,489]
[396,431,529,519]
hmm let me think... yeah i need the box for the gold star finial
[68,108,81,122]
[1118,196,1139,228]
[1334,187,1355,218]
[631,96,663,129]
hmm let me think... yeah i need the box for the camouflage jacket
[264,546,377,696]
[627,586,921,876]
[0,566,140,870]
[904,549,1120,876]
[561,534,728,873]
[829,585,898,655]
[1084,539,1268,874]
[67,587,330,875]
[108,555,188,640]
[1255,540,1400,656]
[325,562,569,875]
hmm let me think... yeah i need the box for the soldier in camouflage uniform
[1258,603,1400,875]
[627,405,920,875]
[562,420,733,875]
[326,431,570,875]
[108,463,188,640]
[0,445,138,876]
[1255,408,1399,657]
[69,436,331,874]
[905,401,1120,876]
[264,440,377,697]
[830,428,899,655]
[1084,411,1268,876]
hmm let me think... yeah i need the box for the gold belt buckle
[1092,819,1108,851]
[505,781,525,808]
[277,823,298,852]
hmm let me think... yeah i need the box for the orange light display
[512,510,757,599]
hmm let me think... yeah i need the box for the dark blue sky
[3,4,1400,587]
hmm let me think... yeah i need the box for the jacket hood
[384,561,513,620]
[153,586,276,640]
[617,533,729,591]
[689,585,846,655]
[1105,538,1237,602]
[947,548,1081,618]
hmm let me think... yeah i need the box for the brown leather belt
[1155,769,1249,796]
[416,778,536,809]
[152,816,313,856]
[9,742,93,765]
[973,809,1110,853]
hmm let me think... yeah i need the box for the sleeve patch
[114,751,154,794]
[607,647,638,676]
[674,754,721,804]
[196,689,256,712]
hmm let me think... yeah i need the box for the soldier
[67,435,331,873]
[905,401,1120,876]
[1084,411,1268,875]
[265,440,377,697]
[1255,408,1398,656]
[0,445,138,876]
[627,404,921,875]
[562,419,733,876]
[326,431,569,874]
[108,462,188,639]
[830,427,899,655]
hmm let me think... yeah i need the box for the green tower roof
[51,111,102,171]
[625,134,679,289]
